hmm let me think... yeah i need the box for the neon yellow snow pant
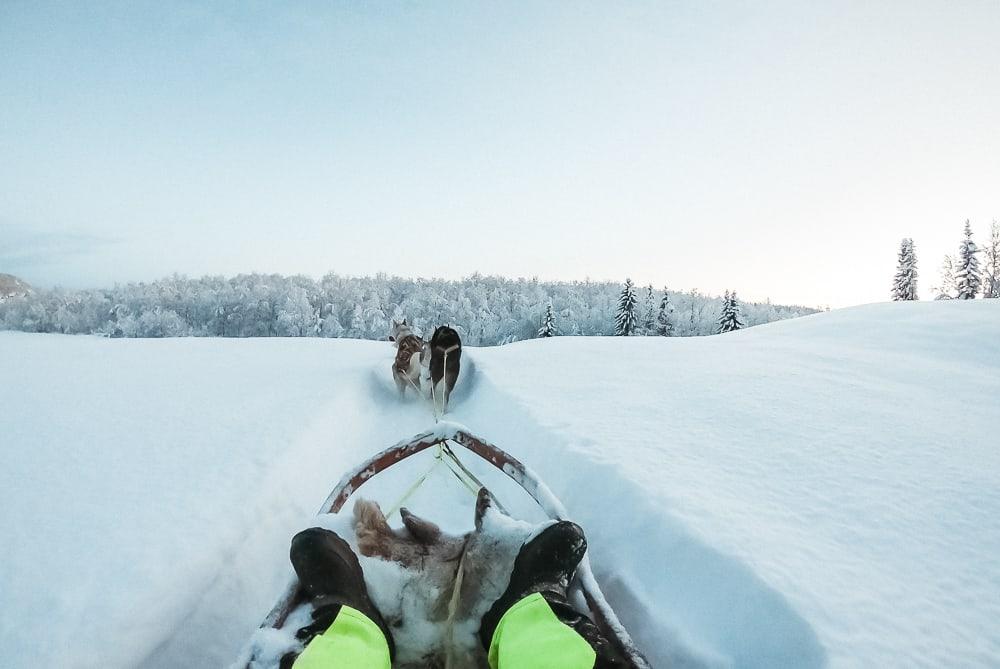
[488,592,596,669]
[293,593,595,669]
[292,605,391,669]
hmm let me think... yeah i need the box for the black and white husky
[428,325,461,413]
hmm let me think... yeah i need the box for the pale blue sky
[2,1,998,306]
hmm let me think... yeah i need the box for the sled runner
[242,424,651,669]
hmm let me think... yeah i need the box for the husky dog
[389,319,425,398]
[428,325,462,414]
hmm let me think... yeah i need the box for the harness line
[383,442,444,519]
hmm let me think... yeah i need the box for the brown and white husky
[389,319,426,398]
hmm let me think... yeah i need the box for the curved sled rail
[248,425,651,669]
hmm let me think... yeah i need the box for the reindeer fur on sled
[351,493,530,669]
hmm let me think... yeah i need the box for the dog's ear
[402,318,407,325]
[393,319,399,328]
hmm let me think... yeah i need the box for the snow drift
[1,300,998,668]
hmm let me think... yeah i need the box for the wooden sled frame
[247,423,651,669]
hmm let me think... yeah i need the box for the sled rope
[382,442,486,519]
[383,443,445,518]
[442,443,509,515]
[440,444,480,496]
[443,539,472,669]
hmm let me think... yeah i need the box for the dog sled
[240,424,651,669]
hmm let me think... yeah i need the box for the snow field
[1,299,998,668]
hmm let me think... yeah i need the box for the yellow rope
[384,443,444,518]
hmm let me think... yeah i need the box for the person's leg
[279,528,394,669]
[487,592,595,668]
[479,521,631,669]
[290,604,390,669]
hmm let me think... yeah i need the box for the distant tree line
[0,273,813,344]
[893,219,1000,301]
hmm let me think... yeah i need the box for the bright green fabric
[488,592,597,669]
[292,605,390,669]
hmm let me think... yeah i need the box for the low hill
[0,273,31,300]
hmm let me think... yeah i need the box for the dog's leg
[393,369,406,398]
[408,353,422,392]
[441,367,458,413]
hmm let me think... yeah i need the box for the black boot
[478,521,631,668]
[286,527,395,660]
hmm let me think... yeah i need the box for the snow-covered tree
[138,307,188,337]
[656,287,675,336]
[983,220,1000,299]
[537,302,557,337]
[614,278,639,336]
[717,291,744,334]
[642,285,655,334]
[277,287,317,336]
[955,220,982,300]
[0,272,817,341]
[891,238,918,301]
[933,255,957,300]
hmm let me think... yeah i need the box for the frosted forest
[0,273,815,344]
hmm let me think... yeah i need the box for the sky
[2,1,999,308]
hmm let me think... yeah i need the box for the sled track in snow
[152,343,824,669]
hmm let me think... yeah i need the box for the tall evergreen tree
[717,291,744,334]
[983,220,1000,299]
[614,278,639,336]
[656,287,675,336]
[955,220,982,299]
[537,302,557,337]
[891,238,918,301]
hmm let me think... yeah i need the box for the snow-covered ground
[2,301,998,668]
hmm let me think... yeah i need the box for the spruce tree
[614,278,639,336]
[537,302,557,337]
[891,238,918,301]
[643,284,656,334]
[717,291,744,334]
[656,287,675,336]
[983,220,1000,299]
[955,220,982,299]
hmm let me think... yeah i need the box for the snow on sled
[237,423,652,669]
